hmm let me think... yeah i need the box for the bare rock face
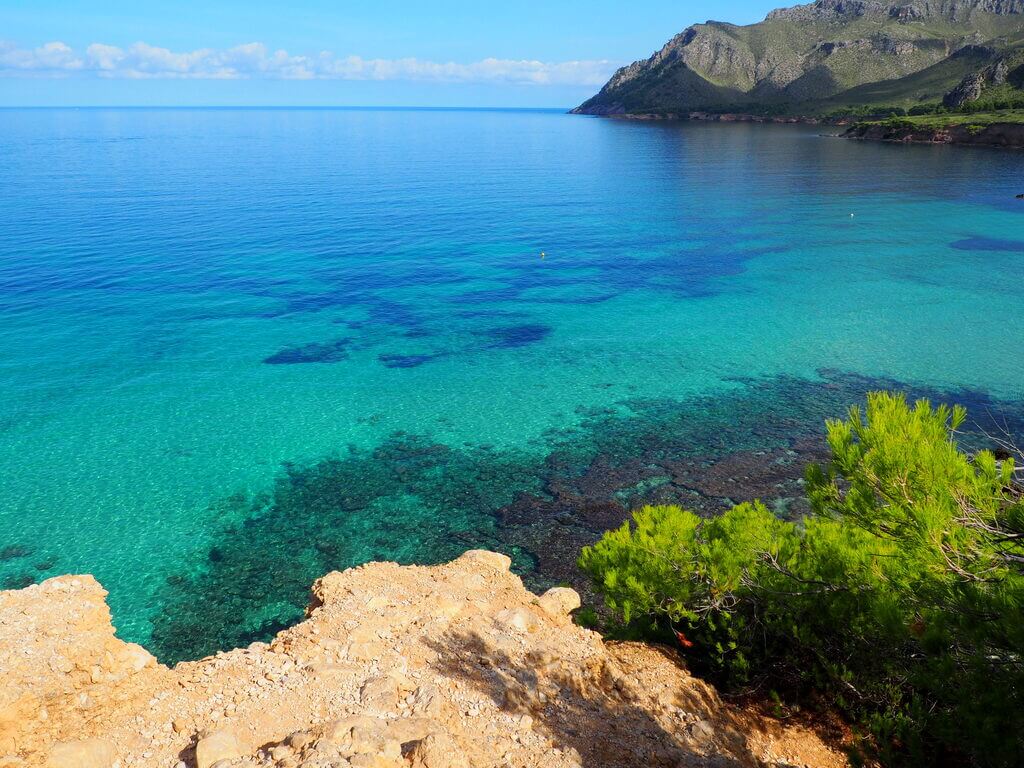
[45,739,116,768]
[0,576,165,757]
[0,552,848,768]
[537,587,582,618]
[769,0,1024,21]
[944,71,988,106]
[943,57,1014,106]
[991,57,1010,84]
[408,732,469,768]
[195,730,242,768]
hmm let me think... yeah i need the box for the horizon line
[0,104,575,111]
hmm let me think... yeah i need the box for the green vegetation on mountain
[579,392,1024,766]
[573,0,1024,118]
[842,106,1024,143]
[861,106,1024,125]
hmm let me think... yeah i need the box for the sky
[0,1,782,107]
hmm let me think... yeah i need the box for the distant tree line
[826,93,1024,120]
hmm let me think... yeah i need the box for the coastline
[841,119,1024,149]
[1,553,848,768]
[571,109,827,126]
[572,109,1024,148]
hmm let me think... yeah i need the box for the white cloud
[0,41,83,71]
[0,40,615,86]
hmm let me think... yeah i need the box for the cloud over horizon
[0,41,617,86]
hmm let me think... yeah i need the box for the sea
[1,107,1023,662]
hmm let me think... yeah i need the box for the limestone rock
[408,733,470,768]
[384,716,438,745]
[195,730,242,768]
[360,675,400,712]
[350,754,403,768]
[0,694,38,754]
[687,718,716,747]
[495,607,539,634]
[324,715,378,746]
[0,554,848,768]
[943,71,986,108]
[348,640,385,662]
[409,684,441,716]
[46,739,116,768]
[343,722,400,760]
[537,587,582,617]
[457,550,511,572]
[285,731,312,750]
[118,643,156,673]
[944,58,1015,109]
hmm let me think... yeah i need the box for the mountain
[573,0,1024,116]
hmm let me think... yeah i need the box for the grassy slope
[863,108,1024,126]
[816,32,1024,110]
[811,47,995,109]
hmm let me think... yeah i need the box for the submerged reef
[148,370,1024,664]
[479,324,552,349]
[263,338,353,365]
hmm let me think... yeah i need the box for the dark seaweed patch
[482,324,552,349]
[149,433,540,662]
[146,369,1024,664]
[0,545,31,561]
[247,231,776,376]
[456,310,530,319]
[378,353,446,368]
[951,237,1024,252]
[1,573,36,590]
[264,338,351,365]
[451,286,525,304]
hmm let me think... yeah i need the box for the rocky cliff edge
[0,552,847,768]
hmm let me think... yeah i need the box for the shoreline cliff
[1,552,847,768]
[841,118,1024,146]
[574,109,1024,148]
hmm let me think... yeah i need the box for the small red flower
[675,630,695,649]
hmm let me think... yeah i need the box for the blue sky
[0,1,781,106]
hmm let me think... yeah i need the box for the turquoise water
[1,108,1023,661]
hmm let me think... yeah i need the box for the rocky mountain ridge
[573,0,1024,115]
[0,552,847,768]
[766,0,1024,22]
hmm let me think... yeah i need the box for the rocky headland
[572,0,1024,138]
[573,0,1024,117]
[0,552,847,768]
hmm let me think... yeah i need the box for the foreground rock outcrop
[0,552,847,768]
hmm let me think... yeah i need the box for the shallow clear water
[1,108,1023,660]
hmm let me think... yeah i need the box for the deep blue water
[1,108,1023,661]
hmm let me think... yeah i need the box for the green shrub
[882,117,916,132]
[959,93,1024,114]
[579,392,1024,766]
